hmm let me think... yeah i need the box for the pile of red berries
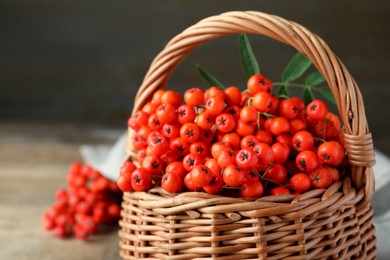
[41,162,122,240]
[119,73,346,198]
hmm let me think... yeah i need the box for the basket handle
[128,11,375,204]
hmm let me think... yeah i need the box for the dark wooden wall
[1,0,390,151]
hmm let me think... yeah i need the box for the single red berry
[309,167,332,189]
[203,171,224,194]
[161,172,182,193]
[289,117,307,135]
[199,129,215,144]
[133,110,150,127]
[317,141,345,166]
[177,104,196,124]
[190,165,213,187]
[205,96,226,115]
[221,132,241,149]
[142,102,158,115]
[270,117,290,136]
[148,113,163,131]
[196,111,215,130]
[290,173,311,193]
[156,104,176,124]
[264,163,287,183]
[131,168,152,191]
[240,106,258,124]
[295,150,320,173]
[148,132,169,157]
[161,90,182,108]
[162,123,180,139]
[235,119,255,137]
[236,149,258,170]
[252,91,273,113]
[184,88,204,106]
[119,161,137,180]
[190,141,209,157]
[222,165,245,187]
[205,86,226,100]
[240,180,264,198]
[241,135,260,150]
[271,142,290,164]
[217,148,237,169]
[215,113,236,133]
[142,155,164,175]
[270,186,291,196]
[247,74,273,94]
[306,99,328,121]
[292,130,314,152]
[224,86,242,106]
[170,137,190,156]
[279,99,299,120]
[183,154,202,172]
[180,123,201,143]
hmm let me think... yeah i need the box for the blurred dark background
[1,0,389,151]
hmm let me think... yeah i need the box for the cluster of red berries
[41,162,122,240]
[119,73,346,198]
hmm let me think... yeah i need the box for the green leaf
[277,84,291,97]
[303,87,315,106]
[305,71,326,86]
[282,52,312,82]
[238,34,260,79]
[196,64,226,89]
[320,88,337,105]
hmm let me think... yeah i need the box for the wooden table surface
[0,122,123,260]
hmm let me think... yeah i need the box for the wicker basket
[119,11,376,259]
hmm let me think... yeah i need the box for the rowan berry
[205,96,225,115]
[190,165,213,187]
[236,149,258,170]
[240,106,258,124]
[161,90,182,108]
[131,168,152,191]
[180,123,200,143]
[290,173,311,193]
[306,99,328,121]
[215,113,236,133]
[247,74,273,94]
[317,141,345,166]
[177,104,196,124]
[184,87,204,106]
[224,86,242,106]
[156,104,176,124]
[223,165,245,187]
[196,111,215,130]
[161,172,182,193]
[252,91,273,113]
[292,130,314,152]
[240,180,264,198]
[295,150,319,172]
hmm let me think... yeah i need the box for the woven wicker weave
[119,11,376,259]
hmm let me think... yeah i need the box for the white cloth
[80,131,390,259]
